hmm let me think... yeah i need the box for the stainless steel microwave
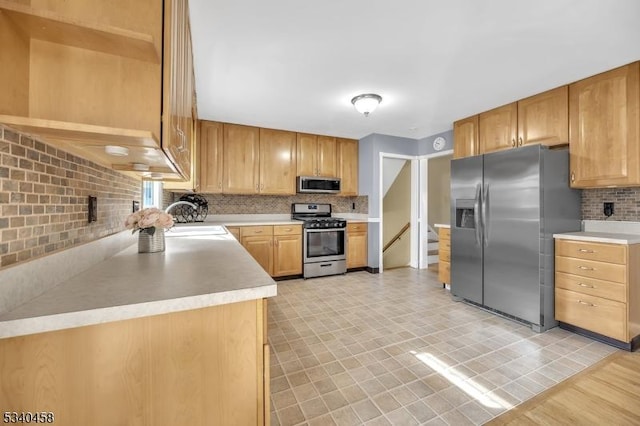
[296,176,341,193]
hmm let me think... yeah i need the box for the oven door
[303,228,347,263]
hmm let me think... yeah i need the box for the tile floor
[268,267,618,425]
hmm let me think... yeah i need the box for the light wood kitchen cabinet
[479,103,518,154]
[198,120,224,193]
[273,225,303,277]
[453,115,479,158]
[517,86,568,147]
[438,227,451,286]
[0,0,197,180]
[569,62,640,188]
[297,133,337,177]
[223,123,260,194]
[239,225,303,277]
[555,238,640,349]
[0,299,270,426]
[347,222,368,269]
[458,87,568,159]
[259,128,297,195]
[337,138,359,196]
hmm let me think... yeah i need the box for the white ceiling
[189,0,640,140]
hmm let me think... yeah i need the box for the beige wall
[0,126,141,269]
[382,160,411,268]
[427,154,451,228]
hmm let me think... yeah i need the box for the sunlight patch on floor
[411,350,514,410]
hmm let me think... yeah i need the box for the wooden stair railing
[383,222,410,253]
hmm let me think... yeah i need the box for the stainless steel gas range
[291,203,347,278]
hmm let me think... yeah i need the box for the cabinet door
[199,120,223,193]
[241,235,273,275]
[569,62,640,188]
[223,123,260,194]
[453,115,479,159]
[317,135,337,177]
[260,128,296,194]
[337,138,358,196]
[518,86,568,147]
[347,231,368,268]
[296,133,317,176]
[479,103,517,154]
[273,235,302,277]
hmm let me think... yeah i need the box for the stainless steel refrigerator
[450,145,581,332]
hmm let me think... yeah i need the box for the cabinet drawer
[555,256,626,283]
[555,272,626,303]
[555,288,627,341]
[438,260,450,284]
[240,226,274,237]
[274,224,301,235]
[555,240,626,264]
[439,249,450,263]
[439,228,450,240]
[347,222,367,233]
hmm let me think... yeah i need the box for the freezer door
[450,156,483,304]
[483,145,541,324]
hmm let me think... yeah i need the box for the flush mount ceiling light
[351,93,382,117]
[150,172,163,180]
[104,145,129,157]
[132,162,149,172]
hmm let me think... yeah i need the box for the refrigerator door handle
[473,183,481,245]
[483,183,490,246]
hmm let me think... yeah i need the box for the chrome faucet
[165,201,198,214]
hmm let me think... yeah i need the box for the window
[142,181,163,209]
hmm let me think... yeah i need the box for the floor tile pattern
[269,268,617,425]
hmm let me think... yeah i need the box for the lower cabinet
[0,299,271,426]
[237,225,302,277]
[555,238,640,348]
[347,222,368,269]
[438,227,450,286]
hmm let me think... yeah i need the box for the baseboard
[365,267,380,274]
[558,322,640,351]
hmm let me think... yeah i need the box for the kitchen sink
[165,225,228,237]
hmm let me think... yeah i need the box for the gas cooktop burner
[295,217,347,229]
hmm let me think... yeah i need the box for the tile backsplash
[0,126,141,269]
[166,192,368,215]
[582,188,640,221]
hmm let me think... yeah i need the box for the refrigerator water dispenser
[455,199,476,229]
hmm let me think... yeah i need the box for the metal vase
[138,228,165,253]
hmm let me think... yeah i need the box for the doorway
[380,154,418,271]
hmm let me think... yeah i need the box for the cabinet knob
[578,283,595,289]
[578,249,595,253]
[518,137,523,146]
[578,266,594,271]
[571,172,575,183]
[577,300,596,307]
[511,139,516,147]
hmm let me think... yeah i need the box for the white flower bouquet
[125,207,174,235]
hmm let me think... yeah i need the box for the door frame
[379,152,418,273]
[418,149,453,269]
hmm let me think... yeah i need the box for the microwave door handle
[473,183,481,246]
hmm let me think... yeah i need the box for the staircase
[426,225,439,265]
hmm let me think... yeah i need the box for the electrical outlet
[604,202,614,217]
[352,202,356,210]
[88,196,97,223]
[132,200,140,212]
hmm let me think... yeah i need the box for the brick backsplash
[166,192,368,215]
[582,188,640,221]
[0,126,141,269]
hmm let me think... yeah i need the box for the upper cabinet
[518,86,568,147]
[569,62,640,188]
[453,115,479,158]
[296,133,337,177]
[479,103,518,154]
[222,123,260,194]
[259,128,297,195]
[0,0,195,180]
[198,120,223,193]
[337,138,359,196]
[460,86,569,156]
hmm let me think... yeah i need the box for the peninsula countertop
[0,233,277,339]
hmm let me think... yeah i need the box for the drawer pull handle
[578,249,595,253]
[578,283,595,288]
[254,230,263,233]
[577,300,596,307]
[578,266,594,271]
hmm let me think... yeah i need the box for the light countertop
[434,223,451,229]
[0,233,276,339]
[553,231,640,244]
